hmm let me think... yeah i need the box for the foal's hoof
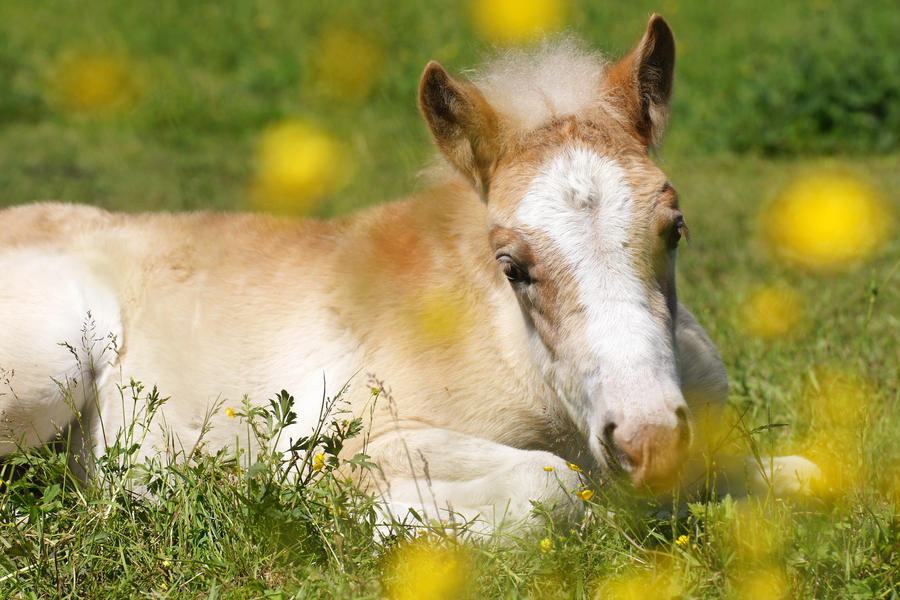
[751,455,824,497]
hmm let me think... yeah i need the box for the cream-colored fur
[0,16,820,535]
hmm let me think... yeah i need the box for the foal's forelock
[508,146,686,476]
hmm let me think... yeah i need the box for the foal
[0,15,819,533]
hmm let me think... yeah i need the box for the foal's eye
[670,216,689,248]
[498,255,531,285]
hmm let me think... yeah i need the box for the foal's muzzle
[603,407,691,492]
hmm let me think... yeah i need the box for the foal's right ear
[418,61,502,197]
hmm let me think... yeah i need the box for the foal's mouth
[598,428,632,479]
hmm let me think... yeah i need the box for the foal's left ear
[419,61,502,197]
[606,14,675,148]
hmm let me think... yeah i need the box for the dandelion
[543,466,555,472]
[596,565,683,600]
[762,172,890,271]
[739,284,805,340]
[566,462,582,472]
[675,534,689,547]
[312,453,326,471]
[470,0,567,45]
[410,287,475,346]
[540,537,553,553]
[224,407,235,419]
[383,539,470,600]
[790,372,871,498]
[251,120,345,216]
[314,26,383,100]
[51,50,141,113]
[575,489,594,501]
[735,565,789,600]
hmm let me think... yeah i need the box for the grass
[2,0,900,598]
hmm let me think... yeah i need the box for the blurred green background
[2,3,900,597]
[1,0,898,215]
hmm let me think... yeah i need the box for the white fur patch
[515,147,683,456]
[0,250,122,453]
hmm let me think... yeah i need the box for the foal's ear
[419,61,502,197]
[606,14,675,148]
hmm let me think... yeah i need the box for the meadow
[1,1,899,598]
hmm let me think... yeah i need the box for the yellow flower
[597,565,683,600]
[314,26,383,100]
[543,466,555,472]
[470,0,567,44]
[675,535,689,547]
[224,407,235,419]
[540,538,553,553]
[382,539,470,600]
[575,489,594,501]
[251,120,345,216]
[734,565,789,600]
[762,172,890,271]
[161,559,171,568]
[739,284,805,340]
[312,453,326,471]
[566,462,582,472]
[51,50,141,113]
[412,287,475,345]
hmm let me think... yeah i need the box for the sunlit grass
[0,1,898,598]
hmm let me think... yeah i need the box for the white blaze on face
[515,147,683,461]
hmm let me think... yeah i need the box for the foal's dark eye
[498,255,531,284]
[670,216,689,248]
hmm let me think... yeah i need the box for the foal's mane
[467,38,611,135]
[421,38,619,186]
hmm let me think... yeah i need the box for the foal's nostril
[674,406,691,448]
[602,422,617,448]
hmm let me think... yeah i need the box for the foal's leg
[0,250,121,458]
[676,303,822,497]
[363,428,584,536]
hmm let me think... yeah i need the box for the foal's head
[419,15,690,491]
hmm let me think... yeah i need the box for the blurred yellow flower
[795,372,871,497]
[470,0,567,44]
[52,50,140,114]
[739,284,805,340]
[383,539,470,600]
[763,172,890,271]
[315,26,383,100]
[412,287,474,345]
[566,462,581,472]
[595,566,682,600]
[730,501,787,565]
[675,534,689,547]
[224,407,235,419]
[540,537,553,553]
[312,452,326,471]
[543,466,555,471]
[734,565,789,600]
[575,489,594,501]
[252,120,345,215]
